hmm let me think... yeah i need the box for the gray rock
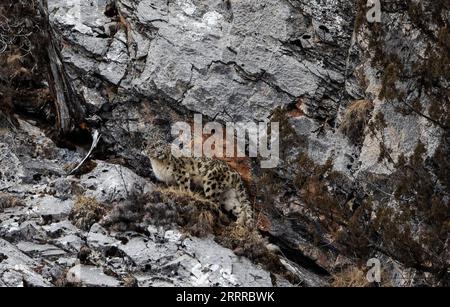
[56,257,78,268]
[357,101,443,175]
[0,270,25,287]
[0,239,52,287]
[50,178,76,201]
[55,235,85,253]
[0,143,25,189]
[46,264,65,281]
[0,238,36,266]
[89,223,108,235]
[118,230,274,287]
[20,158,65,184]
[98,30,130,85]
[16,241,66,258]
[66,264,121,287]
[0,204,42,241]
[87,231,119,253]
[80,161,149,204]
[42,220,80,238]
[182,236,272,287]
[81,86,108,113]
[279,258,327,287]
[0,264,53,287]
[0,220,47,242]
[49,0,110,32]
[119,236,170,267]
[32,196,74,221]
[49,0,354,122]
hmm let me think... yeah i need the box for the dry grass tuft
[158,186,211,204]
[122,275,138,287]
[0,193,24,212]
[331,266,371,287]
[194,210,215,236]
[331,267,392,288]
[217,225,285,275]
[69,196,107,231]
[331,266,393,287]
[340,100,373,145]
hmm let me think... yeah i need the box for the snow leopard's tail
[234,178,255,228]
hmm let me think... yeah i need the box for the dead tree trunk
[38,0,85,135]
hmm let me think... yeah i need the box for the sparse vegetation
[144,187,228,237]
[362,0,449,131]
[340,100,373,145]
[331,266,370,287]
[294,143,449,284]
[371,141,449,280]
[69,196,107,231]
[254,104,449,284]
[0,192,24,212]
[346,2,449,284]
[0,1,54,126]
[331,266,392,287]
[101,186,294,282]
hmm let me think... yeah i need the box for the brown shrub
[0,1,54,127]
[340,100,373,145]
[0,193,24,212]
[331,267,371,287]
[69,196,107,231]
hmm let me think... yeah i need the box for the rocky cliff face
[0,0,448,286]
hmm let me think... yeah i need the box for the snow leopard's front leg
[234,180,254,227]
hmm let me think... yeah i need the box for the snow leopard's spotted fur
[145,143,254,226]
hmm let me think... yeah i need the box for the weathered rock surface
[0,239,53,287]
[1,0,448,287]
[49,0,355,123]
[0,121,294,287]
[80,161,151,204]
[66,264,121,287]
[32,196,74,222]
[116,231,274,287]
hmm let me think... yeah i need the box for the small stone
[55,234,84,253]
[32,196,74,221]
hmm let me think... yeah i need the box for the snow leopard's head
[144,139,172,161]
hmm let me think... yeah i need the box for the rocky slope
[0,120,301,287]
[0,0,448,286]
